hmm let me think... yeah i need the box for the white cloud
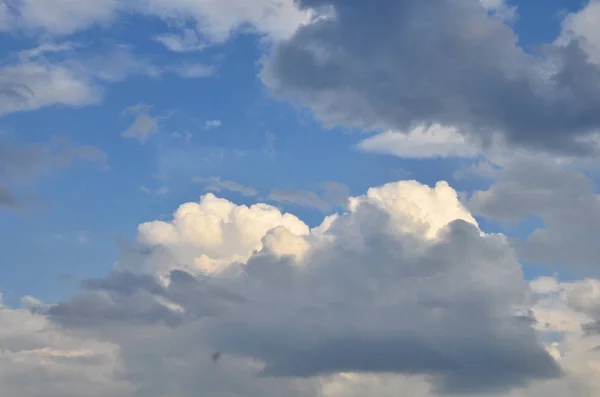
[0,40,223,118]
[358,124,483,159]
[352,180,477,239]
[558,0,600,65]
[3,0,119,35]
[0,44,171,117]
[3,0,310,48]
[205,119,222,129]
[153,28,206,52]
[132,192,310,274]
[139,0,311,46]
[527,276,600,394]
[0,60,102,117]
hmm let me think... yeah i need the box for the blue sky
[0,0,593,297]
[0,17,480,303]
[3,1,600,396]
[1,0,579,303]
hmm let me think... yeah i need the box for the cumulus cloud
[468,154,600,268]
[527,276,600,394]
[261,0,600,154]
[0,294,131,397]
[558,1,600,65]
[38,179,567,396]
[480,0,518,21]
[128,192,310,274]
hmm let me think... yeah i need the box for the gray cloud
[121,104,160,144]
[468,154,600,268]
[207,214,560,394]
[269,189,331,212]
[47,269,245,328]
[45,188,560,394]
[268,182,350,212]
[0,183,18,208]
[192,176,258,197]
[0,136,108,208]
[261,0,600,154]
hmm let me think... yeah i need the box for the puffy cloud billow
[261,0,600,155]
[12,179,588,396]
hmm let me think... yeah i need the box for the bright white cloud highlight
[31,179,568,396]
[358,124,482,159]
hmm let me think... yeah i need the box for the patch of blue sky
[1,0,593,304]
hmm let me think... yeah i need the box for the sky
[3,0,600,396]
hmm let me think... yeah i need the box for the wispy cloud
[268,182,349,213]
[205,120,222,130]
[192,176,257,197]
[0,135,108,209]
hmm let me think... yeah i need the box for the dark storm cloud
[262,0,600,154]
